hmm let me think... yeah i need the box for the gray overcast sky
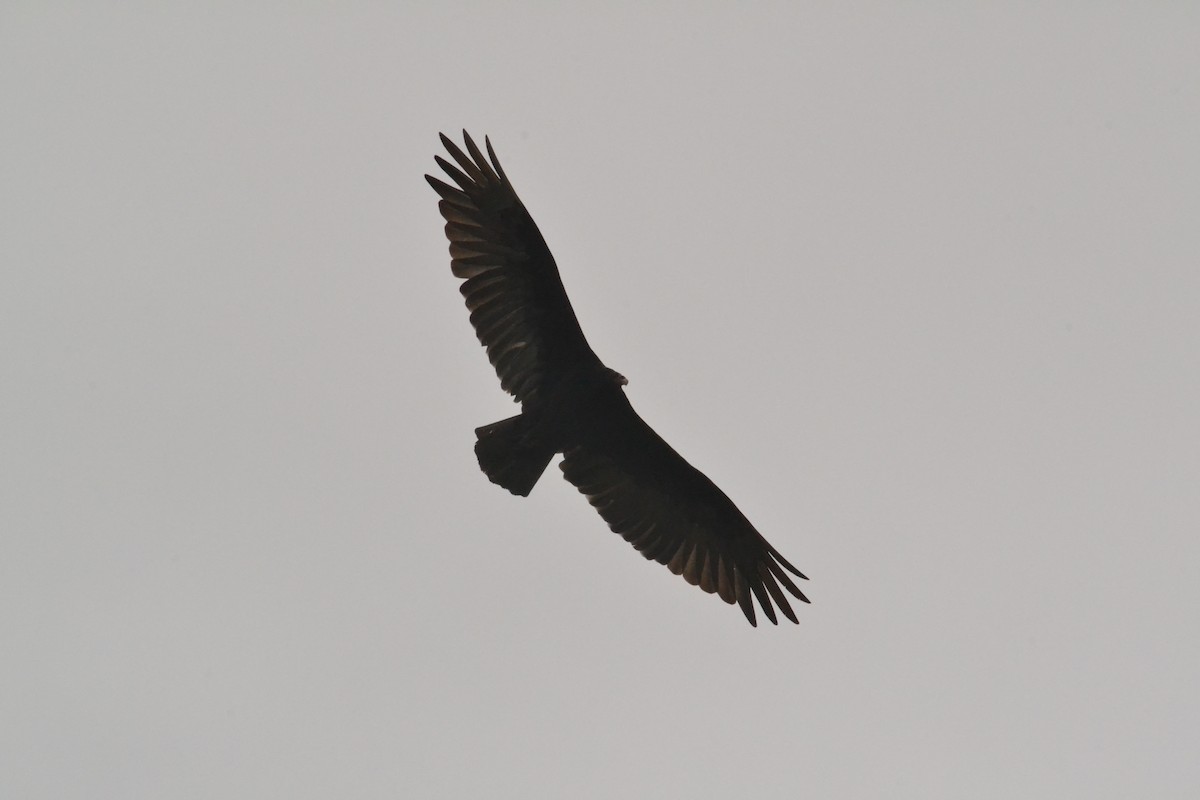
[2,4,1198,798]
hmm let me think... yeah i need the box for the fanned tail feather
[474,415,555,497]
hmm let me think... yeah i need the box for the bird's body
[427,132,809,625]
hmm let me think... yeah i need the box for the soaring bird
[427,132,809,625]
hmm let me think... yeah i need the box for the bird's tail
[474,414,555,497]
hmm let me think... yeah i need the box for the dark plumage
[427,131,809,625]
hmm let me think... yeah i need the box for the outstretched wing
[560,393,809,626]
[426,131,600,404]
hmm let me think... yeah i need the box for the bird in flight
[427,132,809,626]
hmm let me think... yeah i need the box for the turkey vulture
[427,132,809,626]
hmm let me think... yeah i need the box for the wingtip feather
[769,545,808,580]
[485,136,510,184]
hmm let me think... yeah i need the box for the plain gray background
[3,4,1197,798]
